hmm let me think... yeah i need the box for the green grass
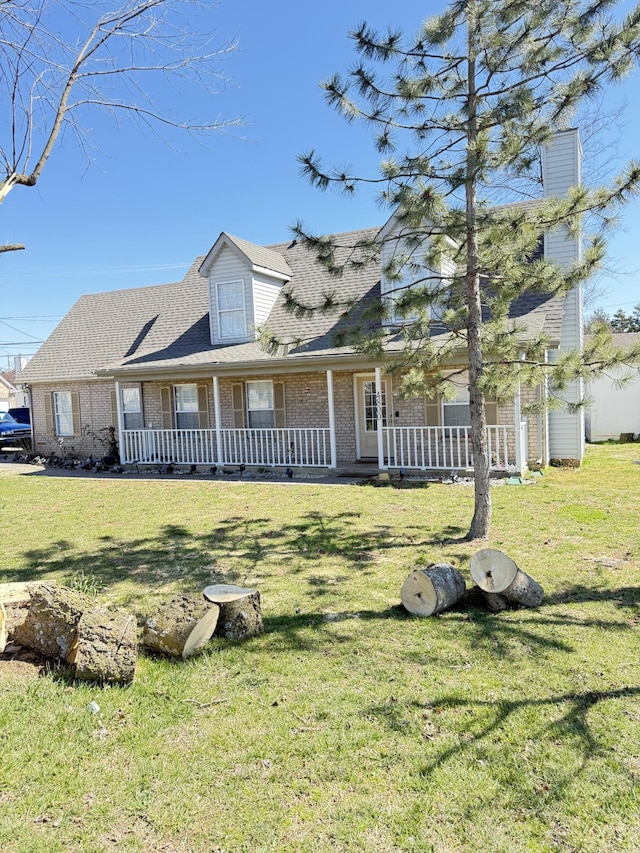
[1,443,639,852]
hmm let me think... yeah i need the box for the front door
[356,375,389,459]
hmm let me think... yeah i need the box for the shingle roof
[221,234,292,278]
[19,226,566,383]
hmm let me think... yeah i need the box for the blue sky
[1,0,639,369]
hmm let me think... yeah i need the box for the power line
[0,315,63,320]
[0,319,43,341]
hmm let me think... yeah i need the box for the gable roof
[199,232,293,280]
[19,225,566,384]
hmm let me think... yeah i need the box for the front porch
[120,421,528,474]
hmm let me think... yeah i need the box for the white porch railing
[219,428,330,467]
[121,427,331,468]
[121,423,526,472]
[383,423,527,472]
[122,429,217,466]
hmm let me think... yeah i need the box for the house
[585,332,640,442]
[17,130,584,474]
[1,358,30,412]
[0,372,16,411]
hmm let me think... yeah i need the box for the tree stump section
[13,583,88,659]
[67,607,137,684]
[470,548,544,608]
[401,563,466,617]
[0,603,6,654]
[142,594,220,659]
[482,591,509,613]
[0,582,44,640]
[203,585,264,640]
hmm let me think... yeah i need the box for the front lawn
[1,443,639,852]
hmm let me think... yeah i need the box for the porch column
[212,375,223,465]
[326,369,337,469]
[114,380,125,463]
[514,373,522,473]
[375,367,386,470]
[114,380,124,435]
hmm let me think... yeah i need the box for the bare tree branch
[0,0,242,206]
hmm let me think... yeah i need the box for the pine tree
[611,304,640,331]
[273,0,640,540]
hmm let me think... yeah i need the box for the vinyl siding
[207,245,253,345]
[543,129,584,461]
[253,273,283,329]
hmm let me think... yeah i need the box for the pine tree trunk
[465,0,491,542]
[13,583,88,659]
[142,594,220,659]
[68,607,137,684]
[401,563,466,616]
[203,585,264,640]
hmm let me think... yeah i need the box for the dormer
[376,215,457,326]
[199,233,292,346]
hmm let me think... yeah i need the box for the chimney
[542,128,581,198]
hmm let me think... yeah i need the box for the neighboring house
[0,372,17,411]
[1,361,30,412]
[0,369,29,411]
[585,332,640,442]
[18,130,584,474]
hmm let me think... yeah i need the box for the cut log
[13,583,88,659]
[142,594,220,659]
[0,603,6,654]
[470,548,544,608]
[400,563,466,617]
[69,607,137,684]
[0,581,44,639]
[482,591,509,613]
[202,584,264,640]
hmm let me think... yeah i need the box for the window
[442,384,471,429]
[363,380,388,430]
[217,280,246,339]
[174,385,199,429]
[121,387,143,430]
[53,391,74,436]
[247,380,276,429]
[386,266,420,325]
[243,381,286,429]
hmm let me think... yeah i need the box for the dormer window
[201,233,292,347]
[217,279,247,339]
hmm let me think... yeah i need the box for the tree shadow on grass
[6,510,449,613]
[546,584,640,613]
[365,685,640,817]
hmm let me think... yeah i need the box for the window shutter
[71,391,81,436]
[274,382,286,428]
[232,383,245,428]
[486,398,498,426]
[197,385,210,429]
[110,388,118,430]
[44,393,54,435]
[160,387,173,429]
[425,395,441,427]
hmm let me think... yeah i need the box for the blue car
[0,411,31,446]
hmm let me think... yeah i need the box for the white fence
[121,427,331,468]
